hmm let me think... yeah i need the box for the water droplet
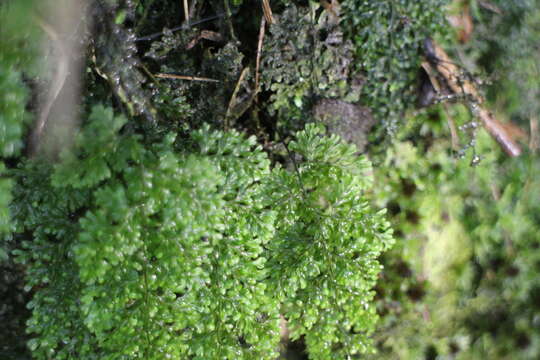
[470,154,482,166]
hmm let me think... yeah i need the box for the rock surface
[313,99,376,152]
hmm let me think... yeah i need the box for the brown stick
[225,66,251,130]
[255,16,266,95]
[429,40,480,100]
[154,73,219,82]
[421,61,442,93]
[422,61,460,150]
[186,30,223,50]
[477,108,522,157]
[262,0,275,24]
[443,104,460,151]
[183,0,189,22]
[428,39,522,157]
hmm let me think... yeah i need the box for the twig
[443,104,460,151]
[183,0,189,22]
[421,61,442,92]
[421,61,459,150]
[427,39,479,99]
[426,38,522,157]
[186,30,222,50]
[262,0,275,24]
[477,108,521,157]
[154,73,219,82]
[255,16,266,95]
[225,66,251,130]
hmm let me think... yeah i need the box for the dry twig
[183,0,189,22]
[262,0,275,24]
[155,73,219,82]
[186,30,223,49]
[426,38,523,157]
[255,16,266,95]
[443,104,461,151]
[225,66,252,129]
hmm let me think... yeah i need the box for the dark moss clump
[341,0,449,133]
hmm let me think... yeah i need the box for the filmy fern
[0,0,39,238]
[12,107,392,359]
[265,124,394,358]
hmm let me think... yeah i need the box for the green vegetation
[1,2,41,358]
[9,108,391,359]
[262,3,360,128]
[342,0,449,131]
[0,0,39,238]
[1,0,539,359]
[369,117,540,359]
[470,0,540,127]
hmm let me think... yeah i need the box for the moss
[341,0,449,133]
[261,3,362,133]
